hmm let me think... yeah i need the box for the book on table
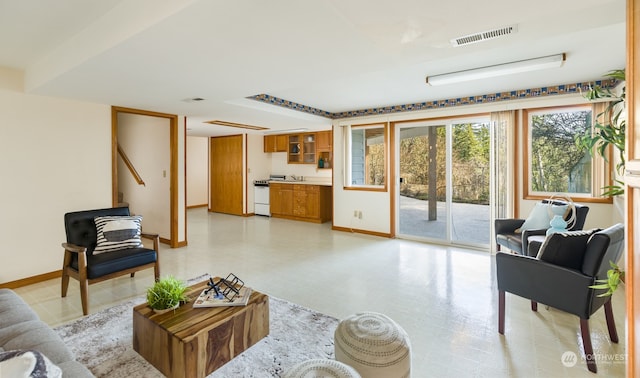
[193,285,252,308]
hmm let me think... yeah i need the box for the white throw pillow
[515,202,556,233]
[0,350,62,378]
[93,215,143,254]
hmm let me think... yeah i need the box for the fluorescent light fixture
[425,53,565,86]
[264,128,309,135]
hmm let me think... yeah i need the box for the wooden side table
[132,280,269,378]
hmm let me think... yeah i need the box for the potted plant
[146,275,189,313]
[576,69,626,196]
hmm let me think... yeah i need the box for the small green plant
[146,275,189,310]
[576,69,626,197]
[590,261,625,297]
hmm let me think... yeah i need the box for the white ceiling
[0,0,626,136]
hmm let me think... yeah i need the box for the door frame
[111,106,180,247]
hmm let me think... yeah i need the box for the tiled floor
[15,208,626,377]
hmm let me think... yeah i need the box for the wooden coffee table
[132,279,269,378]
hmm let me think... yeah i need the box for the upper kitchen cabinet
[288,133,316,164]
[316,130,332,169]
[316,130,332,151]
[264,135,288,152]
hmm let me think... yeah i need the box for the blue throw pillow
[516,202,554,233]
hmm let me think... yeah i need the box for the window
[523,105,610,202]
[344,123,387,190]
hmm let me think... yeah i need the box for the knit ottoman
[334,312,411,378]
[284,359,361,378]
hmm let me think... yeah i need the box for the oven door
[254,186,270,216]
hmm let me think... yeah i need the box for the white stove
[253,175,286,216]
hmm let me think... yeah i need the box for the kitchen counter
[269,182,332,223]
[269,180,332,186]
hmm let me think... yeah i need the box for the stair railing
[117,144,145,186]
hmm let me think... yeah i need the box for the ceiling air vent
[451,24,518,47]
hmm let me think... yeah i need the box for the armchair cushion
[536,230,598,270]
[71,247,157,279]
[93,215,143,254]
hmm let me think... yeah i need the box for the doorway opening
[111,106,180,247]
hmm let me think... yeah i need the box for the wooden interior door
[210,135,243,215]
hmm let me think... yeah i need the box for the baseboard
[0,270,62,289]
[331,226,391,238]
[187,204,208,209]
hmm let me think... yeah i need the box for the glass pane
[451,122,490,245]
[530,109,592,194]
[399,125,447,241]
[350,126,385,186]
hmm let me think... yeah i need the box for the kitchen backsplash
[270,152,332,179]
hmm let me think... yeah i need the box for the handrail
[117,144,145,186]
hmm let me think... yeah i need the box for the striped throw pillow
[93,215,143,254]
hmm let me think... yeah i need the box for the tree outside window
[524,105,609,201]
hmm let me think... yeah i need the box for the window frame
[523,104,612,203]
[344,122,388,192]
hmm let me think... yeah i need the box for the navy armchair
[61,207,160,315]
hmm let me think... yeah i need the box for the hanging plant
[576,69,626,196]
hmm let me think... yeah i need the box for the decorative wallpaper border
[248,79,618,120]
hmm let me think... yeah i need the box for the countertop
[269,180,332,187]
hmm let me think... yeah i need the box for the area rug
[53,276,339,377]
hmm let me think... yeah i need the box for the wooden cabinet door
[264,135,275,152]
[280,186,293,215]
[264,135,288,152]
[270,184,293,215]
[316,131,332,151]
[304,185,320,219]
[275,135,288,152]
[269,184,281,214]
[293,185,307,217]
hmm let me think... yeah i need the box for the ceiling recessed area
[204,120,269,131]
[0,0,626,137]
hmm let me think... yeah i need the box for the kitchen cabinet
[263,135,288,152]
[316,131,332,151]
[288,133,316,164]
[270,183,331,223]
[270,183,293,215]
[315,130,332,169]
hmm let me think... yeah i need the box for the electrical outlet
[358,211,362,219]
[354,210,358,217]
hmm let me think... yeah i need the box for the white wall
[186,136,208,207]
[0,67,111,283]
[118,113,171,239]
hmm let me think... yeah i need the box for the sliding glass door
[397,118,491,248]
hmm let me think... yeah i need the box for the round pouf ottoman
[334,312,411,378]
[283,359,361,378]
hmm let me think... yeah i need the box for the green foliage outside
[399,123,490,204]
[530,110,592,194]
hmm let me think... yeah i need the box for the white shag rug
[53,277,339,377]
